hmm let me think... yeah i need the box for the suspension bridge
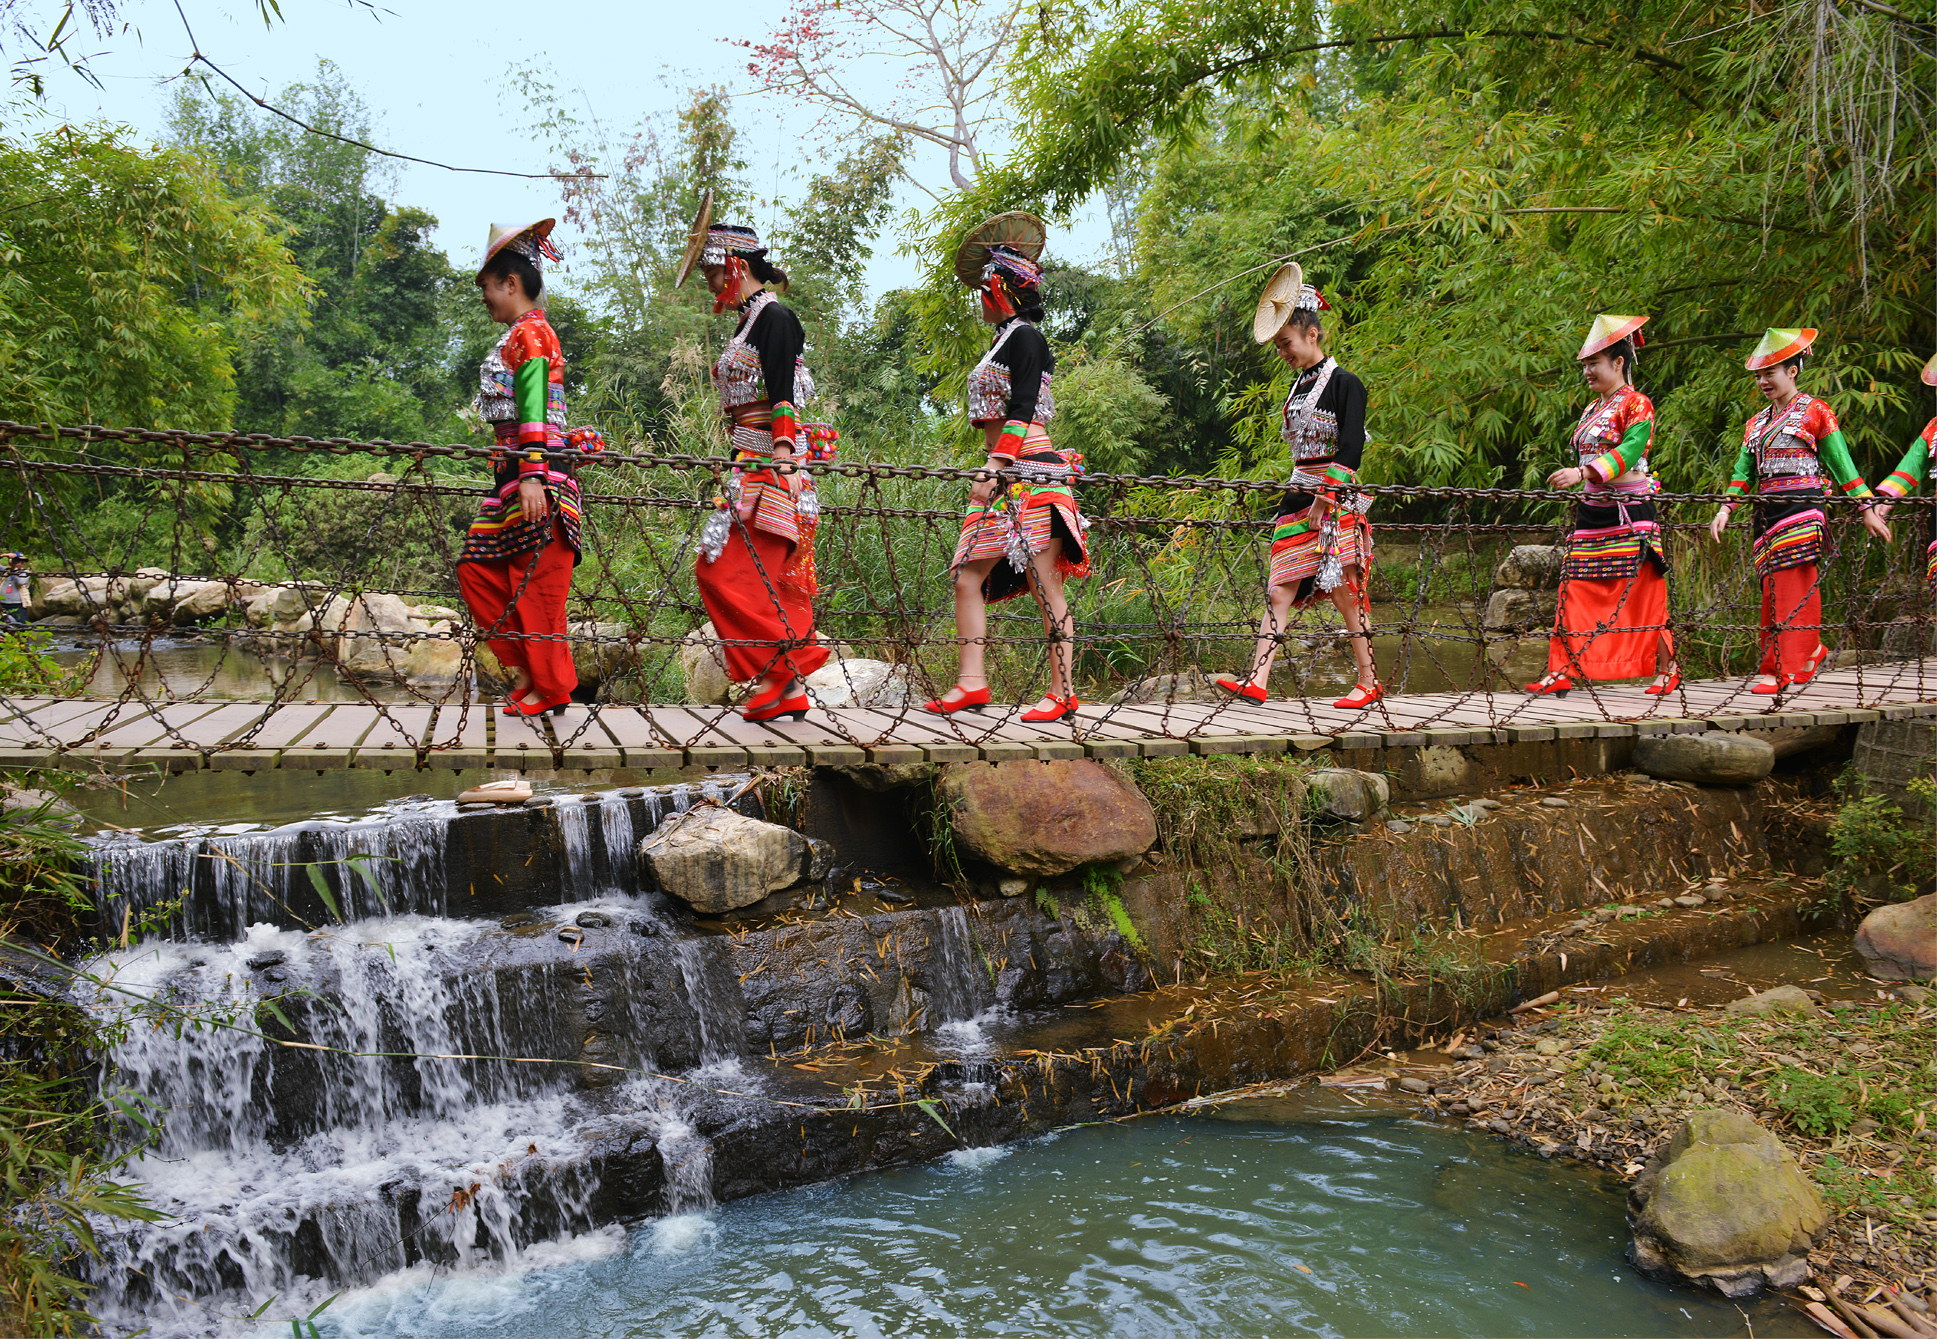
[1,420,1932,773]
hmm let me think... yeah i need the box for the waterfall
[671,938,746,1065]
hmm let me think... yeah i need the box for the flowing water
[307,1097,1808,1338]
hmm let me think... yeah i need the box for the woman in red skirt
[1526,314,1679,697]
[683,219,829,722]
[456,219,589,718]
[1214,263,1377,710]
[1708,328,1891,693]
[925,212,1090,723]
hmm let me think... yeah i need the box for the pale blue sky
[29,0,1114,304]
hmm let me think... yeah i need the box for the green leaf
[914,1098,957,1140]
[304,863,344,925]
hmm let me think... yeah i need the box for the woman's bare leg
[944,556,1000,704]
[1243,582,1299,688]
[1329,568,1375,687]
[1024,549,1073,709]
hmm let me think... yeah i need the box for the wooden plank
[1081,738,1142,759]
[1189,735,1288,756]
[234,703,338,752]
[593,708,687,770]
[652,705,807,767]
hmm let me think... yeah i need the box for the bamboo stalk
[1855,1303,1919,1339]
[1832,1293,1883,1339]
[1884,1294,1937,1339]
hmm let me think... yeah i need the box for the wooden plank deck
[0,658,1930,772]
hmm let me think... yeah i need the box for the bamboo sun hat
[1745,328,1818,370]
[478,219,557,279]
[954,211,1047,287]
[1252,263,1328,343]
[1579,314,1649,359]
[1921,351,1937,387]
[674,188,715,289]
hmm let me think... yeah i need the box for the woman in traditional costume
[679,201,831,723]
[925,212,1090,724]
[457,219,593,718]
[1526,315,1679,697]
[1214,264,1378,710]
[1707,328,1891,693]
[1870,353,1935,593]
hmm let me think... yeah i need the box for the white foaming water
[77,915,608,1336]
[556,791,646,901]
[947,1144,1012,1170]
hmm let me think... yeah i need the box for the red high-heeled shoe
[743,691,811,722]
[1643,670,1682,696]
[1020,694,1079,723]
[1332,682,1383,711]
[923,684,991,715]
[502,694,571,718]
[1749,675,1788,696]
[1523,675,1572,698]
[1214,676,1268,703]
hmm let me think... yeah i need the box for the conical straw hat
[1921,351,1937,387]
[954,211,1047,287]
[1252,263,1306,344]
[1745,328,1818,370]
[674,189,715,290]
[1578,314,1648,359]
[479,219,555,278]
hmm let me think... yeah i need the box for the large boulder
[1305,768,1389,822]
[678,621,736,705]
[1634,732,1775,786]
[569,620,637,689]
[1481,588,1558,632]
[169,581,231,626]
[640,806,810,913]
[1493,544,1564,590]
[403,634,464,685]
[1627,1109,1825,1297]
[1854,893,1936,981]
[803,658,913,708]
[337,594,413,673]
[41,577,113,616]
[268,585,322,624]
[940,760,1157,878]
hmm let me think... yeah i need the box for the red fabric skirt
[1758,563,1824,680]
[696,523,831,684]
[1545,565,1673,680]
[456,518,579,701]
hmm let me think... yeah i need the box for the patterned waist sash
[1758,473,1827,496]
[1751,508,1826,579]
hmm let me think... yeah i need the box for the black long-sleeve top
[1276,364,1367,517]
[738,297,806,406]
[992,319,1054,425]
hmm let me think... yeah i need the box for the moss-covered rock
[1627,1109,1826,1297]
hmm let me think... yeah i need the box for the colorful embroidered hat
[698,223,768,272]
[1745,328,1818,370]
[955,211,1047,287]
[1921,351,1937,387]
[1578,314,1648,359]
[479,219,558,279]
[674,188,715,289]
[1252,263,1328,344]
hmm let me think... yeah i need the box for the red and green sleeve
[512,356,551,476]
[1584,418,1653,484]
[1722,432,1754,505]
[1877,420,1935,499]
[770,401,799,451]
[1816,428,1875,502]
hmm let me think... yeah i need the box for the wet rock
[1854,894,1936,982]
[1481,588,1559,632]
[641,807,810,914]
[940,760,1157,878]
[1633,732,1775,787]
[574,912,611,928]
[1627,1109,1826,1297]
[1384,819,1414,834]
[1305,769,1390,822]
[246,950,287,970]
[1539,796,1572,809]
[831,761,936,792]
[1397,1076,1431,1094]
[801,837,836,884]
[1494,544,1564,590]
[1723,985,1822,1019]
[997,877,1030,898]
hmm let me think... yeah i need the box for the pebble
[1534,1038,1564,1056]
[575,911,612,928]
[246,950,287,970]
[1423,815,1453,827]
[1488,1119,1511,1133]
[1673,895,1707,909]
[262,968,286,983]
[1385,820,1414,834]
[1655,898,1675,909]
[1472,798,1503,810]
[1539,797,1572,808]
[1398,1076,1432,1094]
[1592,907,1619,921]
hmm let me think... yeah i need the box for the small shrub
[1769,1066,1859,1139]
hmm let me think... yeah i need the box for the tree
[166,67,470,445]
[739,0,1026,194]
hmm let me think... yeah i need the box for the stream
[314,1096,1806,1338]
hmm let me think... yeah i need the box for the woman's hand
[518,476,548,525]
[1861,506,1893,544]
[970,457,1004,506]
[774,453,805,498]
[1708,506,1731,544]
[1547,466,1586,490]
